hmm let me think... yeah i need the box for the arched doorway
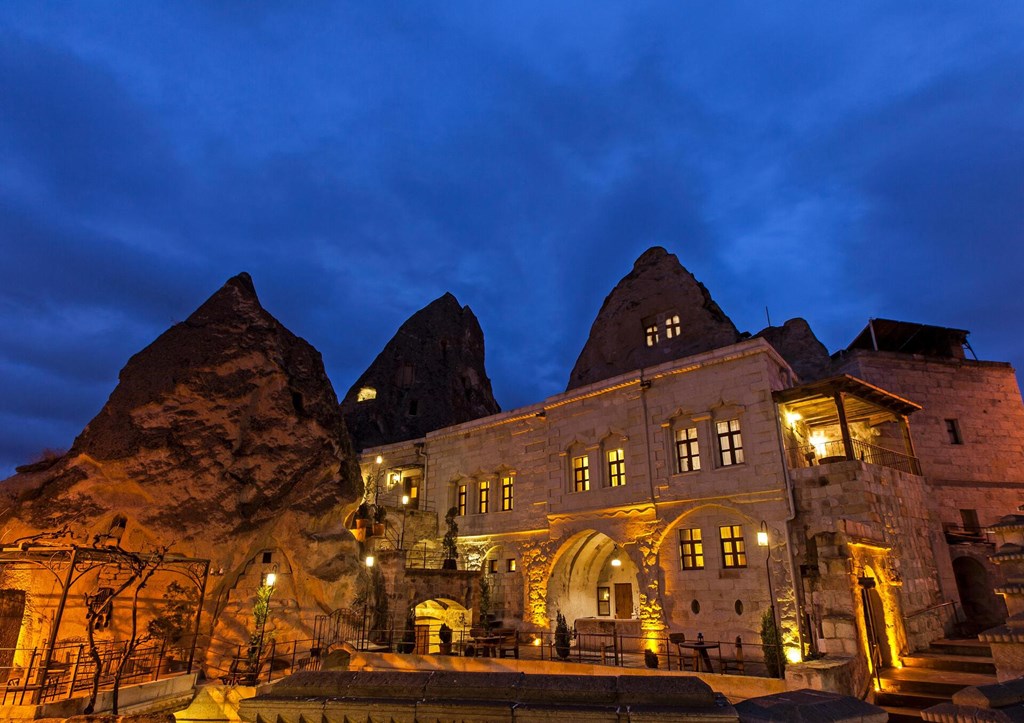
[412,597,470,654]
[953,556,1006,633]
[547,531,638,626]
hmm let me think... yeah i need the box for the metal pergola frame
[0,538,209,704]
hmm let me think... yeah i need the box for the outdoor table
[474,636,500,657]
[676,641,720,672]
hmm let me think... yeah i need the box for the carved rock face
[754,317,833,382]
[341,292,500,450]
[567,247,741,390]
[1,273,362,606]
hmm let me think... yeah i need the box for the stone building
[353,247,1024,692]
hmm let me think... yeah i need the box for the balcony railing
[786,438,920,476]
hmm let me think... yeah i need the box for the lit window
[457,485,467,516]
[717,419,744,466]
[645,323,659,347]
[479,480,490,514]
[356,387,377,402]
[501,475,514,511]
[665,314,681,339]
[573,455,590,492]
[720,525,747,568]
[676,427,700,473]
[506,559,517,572]
[487,559,497,574]
[597,586,611,616]
[607,449,626,487]
[679,528,704,570]
[945,419,963,445]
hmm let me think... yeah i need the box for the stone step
[875,689,950,711]
[926,638,992,658]
[901,652,997,675]
[878,666,996,698]
[881,704,928,722]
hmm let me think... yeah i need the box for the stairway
[874,639,997,721]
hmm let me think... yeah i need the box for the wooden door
[614,583,633,619]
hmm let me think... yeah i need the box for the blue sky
[1,3,1022,476]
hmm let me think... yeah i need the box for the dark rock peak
[754,318,832,382]
[341,292,501,450]
[567,247,741,390]
[185,271,266,328]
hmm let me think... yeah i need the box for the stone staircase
[874,639,997,721]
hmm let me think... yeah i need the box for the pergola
[0,536,209,704]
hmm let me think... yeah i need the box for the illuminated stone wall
[364,339,799,650]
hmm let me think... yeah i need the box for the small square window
[675,426,701,473]
[645,324,659,347]
[717,419,744,466]
[573,455,590,492]
[720,525,747,568]
[262,551,273,564]
[597,586,611,616]
[487,559,497,574]
[607,449,626,487]
[506,559,517,572]
[679,528,704,569]
[479,480,490,514]
[945,419,963,445]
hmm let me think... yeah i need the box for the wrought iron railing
[786,438,920,475]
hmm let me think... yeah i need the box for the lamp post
[758,521,783,677]
[360,555,374,650]
[254,568,277,681]
[400,494,410,551]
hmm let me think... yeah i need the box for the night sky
[2,4,1022,477]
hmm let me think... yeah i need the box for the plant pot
[355,518,369,529]
[439,641,452,655]
[372,523,386,537]
[442,558,458,570]
[555,643,570,660]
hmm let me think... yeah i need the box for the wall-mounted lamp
[365,555,375,568]
[611,557,622,568]
[757,521,769,548]
[265,572,277,587]
[375,455,383,465]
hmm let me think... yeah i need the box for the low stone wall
[347,649,786,704]
[239,669,738,722]
[0,673,196,721]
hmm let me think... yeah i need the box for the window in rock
[356,387,377,402]
[408,399,419,416]
[573,454,590,492]
[597,586,611,616]
[720,525,747,568]
[676,426,700,473]
[395,363,415,388]
[607,449,626,487]
[665,314,681,339]
[506,559,517,572]
[262,551,273,563]
[501,475,514,511]
[479,480,490,514]
[716,419,744,466]
[679,528,704,570]
[645,323,660,347]
[946,418,963,444]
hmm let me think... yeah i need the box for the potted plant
[355,502,371,530]
[442,507,459,570]
[372,504,387,537]
[554,611,571,660]
[438,623,453,655]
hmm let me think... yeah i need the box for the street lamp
[400,494,410,551]
[360,555,374,650]
[255,566,277,681]
[759,521,783,677]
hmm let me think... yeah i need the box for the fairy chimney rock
[341,292,500,450]
[754,317,832,381]
[567,247,741,390]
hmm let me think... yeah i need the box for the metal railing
[786,438,920,476]
[0,637,195,706]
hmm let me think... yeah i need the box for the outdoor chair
[720,636,745,674]
[668,633,693,671]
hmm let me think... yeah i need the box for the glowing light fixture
[365,555,375,568]
[786,647,802,664]
[611,557,622,568]
[402,494,410,505]
[784,411,801,426]
[809,432,828,458]
[265,572,277,587]
[375,455,383,465]
[757,529,769,548]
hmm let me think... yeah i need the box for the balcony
[775,374,923,477]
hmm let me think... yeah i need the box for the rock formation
[341,292,500,450]
[754,317,833,381]
[567,247,741,390]
[0,273,363,662]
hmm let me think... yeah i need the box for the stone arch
[412,596,471,654]
[953,555,1006,633]
[546,530,638,627]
